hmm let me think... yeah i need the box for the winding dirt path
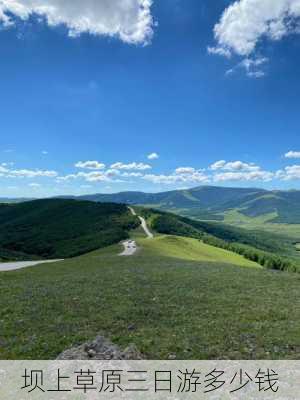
[119,207,154,256]
[128,206,154,239]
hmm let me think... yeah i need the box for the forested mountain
[0,199,139,260]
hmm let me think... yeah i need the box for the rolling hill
[137,207,298,272]
[76,186,300,224]
[0,199,139,260]
[3,186,300,224]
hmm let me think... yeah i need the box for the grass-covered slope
[139,208,298,272]
[0,240,299,360]
[138,235,259,267]
[0,199,139,260]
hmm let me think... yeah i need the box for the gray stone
[57,335,144,360]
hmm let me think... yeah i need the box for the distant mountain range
[77,186,300,224]
[0,197,35,203]
[2,186,300,224]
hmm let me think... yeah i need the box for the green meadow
[223,210,300,242]
[1,233,299,360]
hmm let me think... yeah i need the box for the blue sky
[0,0,300,197]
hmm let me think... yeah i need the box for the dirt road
[128,206,154,239]
[0,259,63,272]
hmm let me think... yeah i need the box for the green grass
[0,235,299,360]
[223,210,300,242]
[139,235,259,268]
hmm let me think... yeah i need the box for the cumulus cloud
[210,160,226,170]
[0,166,57,178]
[110,162,151,171]
[121,172,143,177]
[285,151,300,159]
[144,168,210,185]
[210,160,260,172]
[75,160,106,170]
[57,166,143,183]
[0,162,58,180]
[210,0,300,58]
[175,167,197,175]
[210,159,274,182]
[214,170,274,182]
[78,171,110,182]
[147,152,159,160]
[207,46,231,58]
[0,0,154,45]
[276,165,300,180]
[11,169,57,178]
[57,171,110,182]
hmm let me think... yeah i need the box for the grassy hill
[0,199,139,260]
[138,208,299,272]
[1,236,299,360]
[138,235,259,267]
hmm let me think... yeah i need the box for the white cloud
[207,46,231,58]
[111,162,151,171]
[144,168,210,185]
[0,0,154,45]
[0,164,9,173]
[0,164,57,179]
[211,0,300,58]
[225,56,268,78]
[210,160,260,172]
[210,159,273,182]
[75,160,106,170]
[57,171,110,182]
[105,169,120,178]
[78,171,110,182]
[56,167,137,183]
[210,160,226,170]
[121,172,143,177]
[147,152,159,160]
[8,168,57,178]
[175,167,197,175]
[285,151,300,159]
[214,170,274,182]
[276,165,300,180]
